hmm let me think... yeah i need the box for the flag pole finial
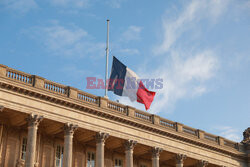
[104,19,110,98]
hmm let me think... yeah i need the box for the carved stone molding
[64,123,78,136]
[124,140,137,151]
[0,80,246,159]
[197,160,209,167]
[152,147,163,158]
[16,159,24,167]
[95,132,109,143]
[176,154,187,164]
[26,114,43,127]
[242,127,250,144]
[34,162,39,167]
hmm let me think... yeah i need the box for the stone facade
[0,64,249,167]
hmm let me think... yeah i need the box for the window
[115,159,123,167]
[55,145,64,167]
[21,137,27,160]
[87,152,95,167]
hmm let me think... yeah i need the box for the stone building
[0,64,249,167]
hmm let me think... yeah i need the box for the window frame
[114,158,123,167]
[86,151,95,167]
[55,144,64,167]
[20,137,27,160]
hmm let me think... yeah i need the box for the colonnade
[24,114,209,167]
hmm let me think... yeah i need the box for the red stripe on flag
[136,81,156,110]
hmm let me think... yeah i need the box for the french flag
[108,57,156,110]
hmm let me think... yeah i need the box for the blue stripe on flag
[108,57,127,96]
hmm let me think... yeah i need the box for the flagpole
[104,19,110,98]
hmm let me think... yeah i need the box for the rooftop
[0,64,245,153]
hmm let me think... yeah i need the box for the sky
[0,0,250,142]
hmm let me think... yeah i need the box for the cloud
[130,0,230,113]
[118,50,218,112]
[121,26,142,42]
[49,0,89,8]
[116,48,139,55]
[26,22,105,58]
[1,0,37,13]
[212,126,241,142]
[60,65,89,78]
[154,0,230,55]
[149,50,218,113]
[109,25,142,57]
[107,0,125,8]
[118,1,224,113]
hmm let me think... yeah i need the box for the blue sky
[1,0,250,142]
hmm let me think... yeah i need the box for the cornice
[0,76,247,161]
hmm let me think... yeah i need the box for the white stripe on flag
[122,68,139,102]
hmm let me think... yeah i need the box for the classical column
[25,114,43,167]
[124,140,137,167]
[176,154,186,167]
[63,123,78,167]
[34,133,41,167]
[197,160,208,167]
[152,147,163,167]
[96,132,109,167]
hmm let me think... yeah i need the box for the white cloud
[116,48,139,55]
[60,65,89,78]
[192,86,207,97]
[154,0,230,55]
[121,26,142,42]
[1,0,37,13]
[27,22,105,58]
[118,50,218,112]
[149,51,218,113]
[212,126,241,142]
[107,0,125,8]
[118,1,225,113]
[49,0,89,8]
[43,25,87,50]
[134,0,229,113]
[109,26,142,56]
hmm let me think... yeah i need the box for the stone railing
[204,132,218,143]
[77,90,98,104]
[6,68,33,85]
[224,138,238,149]
[107,101,127,114]
[159,118,175,129]
[134,110,152,122]
[183,125,197,136]
[44,80,67,95]
[0,64,242,151]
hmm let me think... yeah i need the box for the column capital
[124,140,137,151]
[64,123,78,136]
[198,160,208,167]
[34,162,39,167]
[152,147,163,158]
[26,114,43,127]
[96,132,109,143]
[176,154,186,163]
